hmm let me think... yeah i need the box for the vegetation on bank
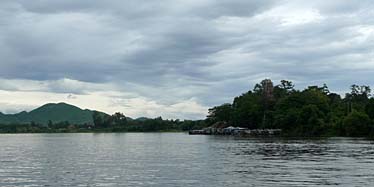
[0,113,207,133]
[206,79,374,137]
[1,79,374,137]
[0,103,208,133]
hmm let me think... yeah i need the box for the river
[0,133,374,186]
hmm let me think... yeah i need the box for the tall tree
[92,111,103,127]
[112,112,127,126]
[207,103,233,124]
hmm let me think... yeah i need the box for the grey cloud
[0,102,38,114]
[0,0,374,118]
[16,0,278,18]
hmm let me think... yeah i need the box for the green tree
[298,104,325,136]
[92,111,103,128]
[47,120,53,128]
[342,111,372,136]
[274,80,295,99]
[232,91,263,128]
[365,98,374,119]
[280,80,295,91]
[207,103,233,124]
[112,112,127,126]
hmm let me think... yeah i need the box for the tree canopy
[207,79,374,137]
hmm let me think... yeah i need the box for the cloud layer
[0,0,373,119]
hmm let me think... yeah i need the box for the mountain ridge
[0,102,108,125]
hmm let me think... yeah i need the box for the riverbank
[189,127,282,136]
[0,130,186,134]
[0,127,185,134]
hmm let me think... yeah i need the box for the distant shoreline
[0,128,186,134]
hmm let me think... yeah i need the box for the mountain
[135,117,151,121]
[0,103,107,125]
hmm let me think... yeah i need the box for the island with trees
[205,79,374,137]
[0,79,374,137]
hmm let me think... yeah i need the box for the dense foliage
[0,113,207,133]
[206,79,374,137]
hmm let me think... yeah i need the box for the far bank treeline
[0,112,207,133]
[0,111,207,133]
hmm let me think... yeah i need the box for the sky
[0,0,373,119]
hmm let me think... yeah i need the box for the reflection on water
[0,133,374,186]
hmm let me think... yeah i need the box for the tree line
[206,79,374,137]
[0,111,207,133]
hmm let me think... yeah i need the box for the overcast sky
[0,0,373,119]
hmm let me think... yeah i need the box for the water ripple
[0,134,374,186]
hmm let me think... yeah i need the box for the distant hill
[0,103,108,125]
[135,117,151,121]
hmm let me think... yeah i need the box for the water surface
[0,133,374,186]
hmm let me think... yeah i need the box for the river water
[0,133,373,186]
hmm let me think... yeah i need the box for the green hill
[0,103,107,125]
